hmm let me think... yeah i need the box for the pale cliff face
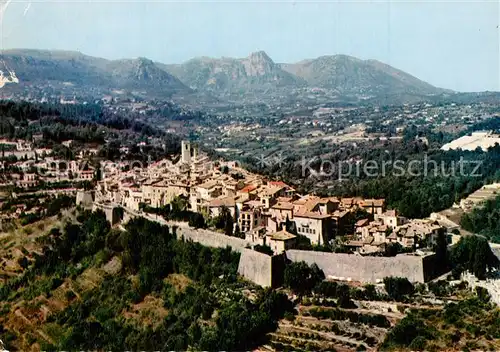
[241,51,275,77]
[0,59,19,88]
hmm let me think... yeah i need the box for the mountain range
[0,49,449,99]
[0,49,188,95]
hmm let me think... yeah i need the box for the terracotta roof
[303,198,321,212]
[293,197,310,206]
[143,179,161,186]
[404,228,419,237]
[244,200,264,209]
[361,198,386,207]
[387,232,397,239]
[198,180,219,189]
[332,210,349,218]
[268,230,296,241]
[341,197,355,205]
[272,202,294,210]
[209,197,236,207]
[154,180,170,187]
[268,181,290,188]
[363,236,374,244]
[294,211,331,219]
[382,210,397,217]
[259,186,284,197]
[377,225,388,232]
[355,219,369,227]
[240,185,257,193]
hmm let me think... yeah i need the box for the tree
[215,206,234,237]
[224,216,234,237]
[433,229,449,267]
[382,313,433,349]
[383,277,414,301]
[337,284,356,308]
[450,235,499,280]
[284,261,325,296]
[188,213,206,229]
[384,242,402,257]
[285,215,297,235]
[234,224,242,238]
[364,284,378,300]
[171,196,188,215]
[255,288,295,321]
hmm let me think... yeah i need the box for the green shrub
[383,277,414,301]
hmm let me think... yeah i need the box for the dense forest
[0,100,182,153]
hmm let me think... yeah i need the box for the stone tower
[181,140,199,164]
[181,140,191,164]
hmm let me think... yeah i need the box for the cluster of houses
[94,141,447,255]
[1,158,96,189]
[0,137,448,254]
[0,138,100,189]
[349,210,444,253]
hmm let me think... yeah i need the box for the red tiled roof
[355,219,369,227]
[268,181,289,188]
[272,202,294,210]
[294,211,331,219]
[240,185,257,193]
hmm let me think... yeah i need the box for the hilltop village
[1,135,491,259]
[73,140,449,257]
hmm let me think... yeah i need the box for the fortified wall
[176,226,249,253]
[89,206,445,286]
[76,190,94,209]
[237,249,286,288]
[91,203,126,226]
[285,250,434,283]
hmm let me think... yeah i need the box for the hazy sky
[1,0,499,92]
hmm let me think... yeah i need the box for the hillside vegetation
[461,195,500,243]
[0,212,294,351]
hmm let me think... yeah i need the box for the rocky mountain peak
[247,51,273,63]
[242,51,275,76]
